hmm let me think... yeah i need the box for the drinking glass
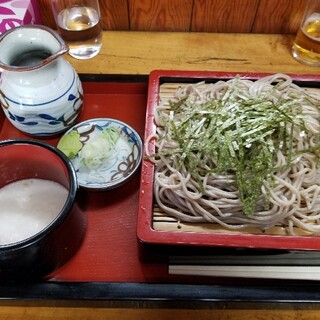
[51,0,102,59]
[292,0,320,66]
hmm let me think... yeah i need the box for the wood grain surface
[191,0,259,32]
[1,306,320,320]
[129,0,193,31]
[252,0,307,33]
[37,0,308,34]
[64,32,320,76]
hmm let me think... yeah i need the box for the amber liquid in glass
[292,13,320,65]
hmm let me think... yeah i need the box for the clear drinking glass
[51,0,102,59]
[292,0,320,66]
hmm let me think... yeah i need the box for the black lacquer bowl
[0,139,87,282]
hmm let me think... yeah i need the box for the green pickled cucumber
[57,130,82,159]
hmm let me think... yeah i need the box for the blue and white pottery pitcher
[0,25,83,136]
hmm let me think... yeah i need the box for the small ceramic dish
[58,118,143,190]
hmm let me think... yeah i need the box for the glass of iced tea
[51,0,102,59]
[292,0,320,66]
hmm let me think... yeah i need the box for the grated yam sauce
[0,179,68,245]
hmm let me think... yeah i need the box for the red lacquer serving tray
[2,75,320,303]
[137,70,320,251]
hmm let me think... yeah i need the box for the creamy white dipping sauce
[0,178,68,245]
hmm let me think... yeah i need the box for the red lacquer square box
[137,70,320,251]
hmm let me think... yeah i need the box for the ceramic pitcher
[0,25,83,136]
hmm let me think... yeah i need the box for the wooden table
[2,31,320,320]
[66,31,319,76]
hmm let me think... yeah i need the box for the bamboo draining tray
[137,70,320,251]
[153,81,319,237]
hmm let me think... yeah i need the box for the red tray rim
[137,70,320,251]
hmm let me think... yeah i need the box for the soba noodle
[146,74,320,235]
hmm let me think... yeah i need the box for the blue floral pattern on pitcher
[0,70,83,136]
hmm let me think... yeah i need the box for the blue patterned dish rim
[57,118,143,190]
